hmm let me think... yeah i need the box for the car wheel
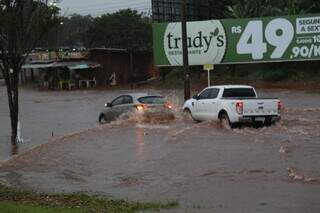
[219,113,234,129]
[99,114,107,124]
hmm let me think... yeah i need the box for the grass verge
[0,183,178,213]
[0,202,84,213]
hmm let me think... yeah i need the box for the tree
[60,14,93,47]
[86,9,152,51]
[284,0,320,14]
[226,0,320,18]
[225,0,282,18]
[41,14,94,48]
[0,0,60,144]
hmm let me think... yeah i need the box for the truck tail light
[236,101,243,115]
[278,100,283,113]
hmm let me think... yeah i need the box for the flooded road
[0,85,320,212]
[0,86,181,160]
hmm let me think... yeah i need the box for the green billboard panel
[153,14,320,66]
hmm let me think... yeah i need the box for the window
[198,89,211,100]
[138,96,165,104]
[122,96,133,104]
[112,96,124,106]
[208,89,220,99]
[222,88,256,98]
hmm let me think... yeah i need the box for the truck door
[202,88,220,120]
[194,89,211,120]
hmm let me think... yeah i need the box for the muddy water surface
[0,87,178,160]
[0,86,320,212]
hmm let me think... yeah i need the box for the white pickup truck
[183,85,282,127]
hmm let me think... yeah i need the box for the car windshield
[222,88,256,98]
[138,96,165,104]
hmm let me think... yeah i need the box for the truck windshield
[222,88,256,98]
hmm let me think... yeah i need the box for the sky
[57,0,152,17]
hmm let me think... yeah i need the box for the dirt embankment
[196,80,320,91]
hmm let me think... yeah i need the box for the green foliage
[0,184,178,213]
[42,14,94,48]
[226,0,320,18]
[86,9,152,51]
[284,0,320,15]
[0,0,61,56]
[0,202,83,213]
[163,68,184,88]
[226,0,282,18]
[252,69,289,81]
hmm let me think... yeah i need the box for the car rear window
[222,88,256,98]
[138,96,166,104]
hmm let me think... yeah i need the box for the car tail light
[165,102,173,109]
[136,105,145,111]
[278,100,283,113]
[236,101,243,115]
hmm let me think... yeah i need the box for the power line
[64,8,152,18]
[59,0,151,16]
[70,2,150,13]
[67,0,150,11]
[66,9,152,17]
[59,0,149,10]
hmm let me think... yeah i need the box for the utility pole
[181,0,190,101]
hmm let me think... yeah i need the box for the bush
[163,68,184,88]
[249,69,288,81]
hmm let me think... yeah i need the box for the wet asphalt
[0,85,320,212]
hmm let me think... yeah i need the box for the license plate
[255,117,265,122]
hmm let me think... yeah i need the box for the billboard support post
[181,0,190,101]
[204,64,214,87]
[207,69,210,87]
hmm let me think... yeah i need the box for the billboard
[153,14,320,66]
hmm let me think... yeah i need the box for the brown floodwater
[0,85,320,212]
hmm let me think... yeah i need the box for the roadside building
[20,49,159,88]
[21,59,101,90]
[89,48,159,86]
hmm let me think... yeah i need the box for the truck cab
[183,85,281,127]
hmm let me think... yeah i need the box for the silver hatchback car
[98,93,174,123]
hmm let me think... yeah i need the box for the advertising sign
[153,14,320,66]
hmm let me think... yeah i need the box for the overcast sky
[58,0,151,17]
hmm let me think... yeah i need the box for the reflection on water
[11,143,18,156]
[0,136,19,159]
[135,128,145,160]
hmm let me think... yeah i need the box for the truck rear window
[222,88,256,98]
[138,96,165,104]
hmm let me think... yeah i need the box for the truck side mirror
[193,95,199,100]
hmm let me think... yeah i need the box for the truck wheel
[253,121,264,128]
[99,114,107,124]
[219,113,234,129]
[265,117,272,127]
[184,109,200,123]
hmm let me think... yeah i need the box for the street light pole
[181,0,190,101]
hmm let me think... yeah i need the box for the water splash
[16,121,31,144]
[16,121,24,144]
